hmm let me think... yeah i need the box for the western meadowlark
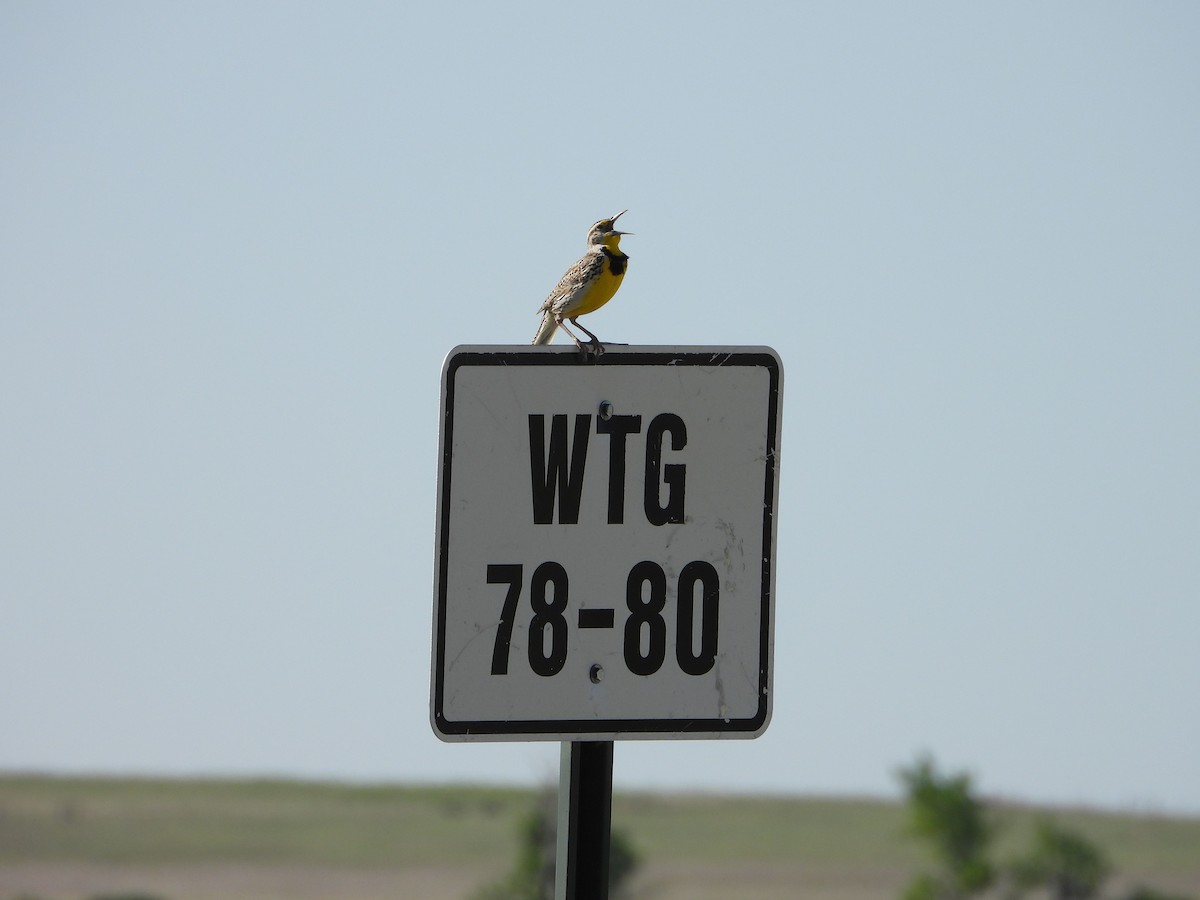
[532,210,630,354]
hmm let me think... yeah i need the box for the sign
[430,346,783,741]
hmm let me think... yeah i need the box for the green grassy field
[1,775,1196,900]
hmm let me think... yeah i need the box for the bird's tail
[532,311,557,345]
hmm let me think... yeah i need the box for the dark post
[555,740,614,899]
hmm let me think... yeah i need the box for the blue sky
[2,2,1198,813]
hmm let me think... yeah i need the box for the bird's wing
[539,251,604,316]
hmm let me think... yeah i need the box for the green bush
[475,788,639,900]
[898,755,994,900]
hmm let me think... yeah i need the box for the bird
[532,210,631,355]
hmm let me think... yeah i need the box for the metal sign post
[555,741,614,900]
[430,346,784,897]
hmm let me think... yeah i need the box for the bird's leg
[555,316,591,359]
[569,317,605,357]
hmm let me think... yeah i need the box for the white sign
[430,346,783,741]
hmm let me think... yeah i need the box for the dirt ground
[0,862,491,900]
[0,860,899,900]
[4,859,1198,900]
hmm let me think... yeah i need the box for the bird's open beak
[610,209,631,235]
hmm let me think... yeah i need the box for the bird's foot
[572,338,605,362]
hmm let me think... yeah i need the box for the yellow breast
[573,261,625,316]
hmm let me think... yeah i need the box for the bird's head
[587,209,631,249]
